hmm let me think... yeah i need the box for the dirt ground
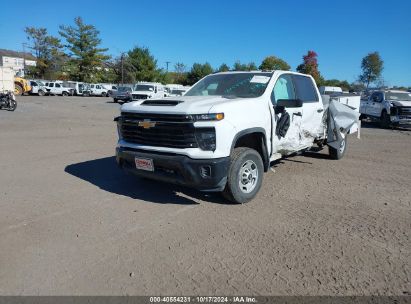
[0,96,409,296]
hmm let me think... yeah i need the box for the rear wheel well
[233,132,269,172]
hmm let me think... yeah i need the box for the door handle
[293,112,302,117]
[317,109,324,113]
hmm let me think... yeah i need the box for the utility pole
[22,43,28,77]
[165,61,171,73]
[121,53,125,85]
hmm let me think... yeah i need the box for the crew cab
[131,82,166,100]
[45,82,74,96]
[360,90,411,128]
[115,71,359,203]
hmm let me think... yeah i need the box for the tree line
[24,16,393,91]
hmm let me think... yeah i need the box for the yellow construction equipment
[14,76,31,95]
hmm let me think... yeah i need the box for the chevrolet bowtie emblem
[138,120,156,129]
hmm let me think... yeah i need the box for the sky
[0,0,410,86]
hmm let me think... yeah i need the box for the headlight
[195,128,216,151]
[114,116,123,140]
[191,113,224,122]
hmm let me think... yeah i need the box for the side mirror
[276,99,303,108]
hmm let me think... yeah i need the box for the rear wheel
[14,84,23,96]
[329,136,347,160]
[38,90,45,96]
[380,110,391,129]
[102,92,107,97]
[114,98,118,103]
[222,147,263,204]
[62,91,68,96]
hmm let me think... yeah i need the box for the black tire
[62,91,68,97]
[102,92,107,97]
[380,110,391,129]
[329,136,347,160]
[114,98,118,103]
[7,99,17,111]
[14,84,23,96]
[222,147,264,204]
[38,90,45,96]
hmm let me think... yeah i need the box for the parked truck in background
[360,90,411,128]
[29,80,47,96]
[115,71,359,204]
[131,82,166,100]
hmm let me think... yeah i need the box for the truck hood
[121,95,248,114]
[390,100,411,107]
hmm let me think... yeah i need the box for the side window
[271,74,296,105]
[96,85,100,89]
[49,83,54,87]
[293,75,319,102]
[55,83,61,88]
[371,92,382,102]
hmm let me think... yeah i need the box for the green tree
[259,55,290,71]
[233,61,257,71]
[59,17,110,82]
[218,63,230,72]
[359,52,384,88]
[127,46,161,82]
[186,63,213,85]
[174,62,187,84]
[24,27,65,79]
[296,50,322,84]
[322,79,352,91]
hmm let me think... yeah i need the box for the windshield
[134,84,154,91]
[171,89,186,95]
[385,92,411,101]
[118,86,132,92]
[185,73,272,98]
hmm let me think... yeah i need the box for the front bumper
[116,147,229,191]
[390,115,411,125]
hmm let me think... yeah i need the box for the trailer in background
[0,67,15,93]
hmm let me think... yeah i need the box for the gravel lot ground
[0,96,410,296]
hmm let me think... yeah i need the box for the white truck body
[116,71,359,203]
[45,82,74,96]
[29,80,47,96]
[360,90,411,127]
[0,67,14,93]
[131,82,166,100]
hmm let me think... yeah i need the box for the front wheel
[329,137,347,160]
[380,111,391,129]
[222,147,264,204]
[62,91,68,96]
[38,90,45,96]
[7,99,17,111]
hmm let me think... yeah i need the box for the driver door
[271,74,303,154]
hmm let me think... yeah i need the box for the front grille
[398,107,411,116]
[132,94,148,100]
[119,112,198,148]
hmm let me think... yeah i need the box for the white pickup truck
[360,90,411,128]
[131,82,166,100]
[115,71,359,203]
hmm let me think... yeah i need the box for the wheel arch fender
[230,128,270,172]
